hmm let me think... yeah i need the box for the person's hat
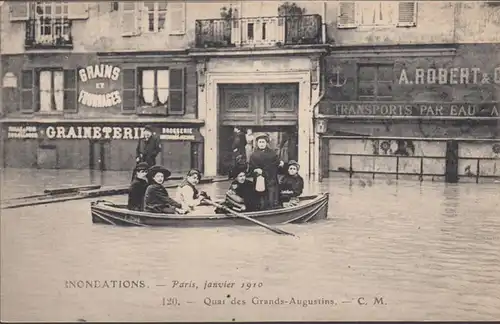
[186,168,202,179]
[144,125,154,132]
[230,164,247,179]
[147,165,172,180]
[288,160,300,170]
[135,162,149,172]
[255,133,269,142]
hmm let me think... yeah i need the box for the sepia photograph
[0,0,499,322]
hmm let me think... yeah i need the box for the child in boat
[215,167,257,214]
[127,162,149,211]
[143,165,186,214]
[176,169,210,212]
[279,160,304,207]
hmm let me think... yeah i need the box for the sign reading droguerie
[160,128,197,141]
[7,126,39,139]
[78,64,122,108]
[320,102,500,118]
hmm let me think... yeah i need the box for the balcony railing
[195,14,322,48]
[25,18,73,49]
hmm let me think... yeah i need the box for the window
[34,2,71,44]
[132,68,185,115]
[39,70,64,112]
[337,1,417,28]
[357,65,393,101]
[144,1,167,32]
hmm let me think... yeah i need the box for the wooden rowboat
[91,193,329,227]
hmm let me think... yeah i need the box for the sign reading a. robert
[78,64,122,108]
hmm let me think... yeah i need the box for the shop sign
[320,102,500,118]
[78,64,122,108]
[44,125,146,140]
[6,125,38,139]
[398,66,500,85]
[160,128,198,141]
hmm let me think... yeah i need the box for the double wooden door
[219,83,298,126]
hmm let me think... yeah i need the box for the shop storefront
[1,52,203,172]
[317,43,500,182]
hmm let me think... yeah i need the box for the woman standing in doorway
[245,128,254,164]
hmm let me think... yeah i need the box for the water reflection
[1,169,499,322]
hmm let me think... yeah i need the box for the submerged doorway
[217,83,299,175]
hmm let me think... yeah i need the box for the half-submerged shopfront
[317,44,500,183]
[1,53,204,172]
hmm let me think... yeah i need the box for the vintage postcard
[0,0,499,322]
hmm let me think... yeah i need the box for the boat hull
[91,193,329,227]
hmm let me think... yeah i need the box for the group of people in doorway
[127,125,305,215]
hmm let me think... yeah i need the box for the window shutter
[68,2,89,20]
[9,2,30,21]
[167,1,186,35]
[63,70,77,112]
[121,2,141,36]
[337,2,357,29]
[397,2,417,27]
[122,69,137,113]
[21,70,34,112]
[168,68,185,115]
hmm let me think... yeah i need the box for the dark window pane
[123,69,136,90]
[168,90,184,114]
[377,82,393,97]
[169,68,183,90]
[21,70,33,89]
[358,82,375,96]
[63,89,76,111]
[358,66,376,81]
[122,89,136,111]
[378,65,393,81]
[64,69,76,89]
[21,90,33,111]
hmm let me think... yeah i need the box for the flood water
[1,168,499,322]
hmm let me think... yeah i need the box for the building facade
[317,1,500,182]
[1,1,499,182]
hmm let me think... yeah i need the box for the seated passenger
[143,165,186,214]
[215,168,257,214]
[279,160,304,207]
[176,169,210,212]
[127,162,149,211]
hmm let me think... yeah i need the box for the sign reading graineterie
[44,125,145,139]
[319,102,500,118]
[78,64,122,108]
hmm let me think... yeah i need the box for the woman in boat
[215,166,258,214]
[127,162,150,211]
[176,169,210,212]
[143,165,186,214]
[279,160,304,208]
[248,133,284,210]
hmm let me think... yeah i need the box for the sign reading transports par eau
[78,64,122,108]
[320,102,500,117]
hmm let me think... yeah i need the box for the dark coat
[248,147,281,209]
[136,134,161,166]
[215,180,258,213]
[232,131,246,156]
[127,178,149,211]
[279,174,304,202]
[143,183,182,213]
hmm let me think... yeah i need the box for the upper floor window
[357,65,393,101]
[121,67,186,116]
[121,1,186,37]
[144,1,167,32]
[338,1,417,29]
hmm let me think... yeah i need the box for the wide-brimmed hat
[287,160,300,170]
[147,165,171,180]
[135,162,150,172]
[255,133,269,142]
[230,164,248,179]
[144,125,154,132]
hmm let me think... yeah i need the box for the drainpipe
[322,1,327,43]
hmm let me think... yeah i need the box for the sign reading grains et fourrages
[78,64,122,109]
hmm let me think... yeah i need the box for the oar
[202,199,295,236]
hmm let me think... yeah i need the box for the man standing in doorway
[136,125,161,167]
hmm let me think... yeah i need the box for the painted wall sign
[7,126,38,139]
[77,64,122,108]
[320,102,500,118]
[398,66,500,85]
[44,125,146,140]
[160,127,199,141]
